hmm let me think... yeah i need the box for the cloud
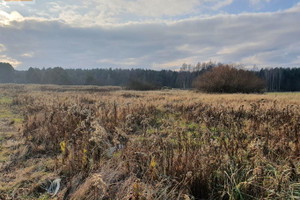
[0,55,21,67]
[0,0,237,27]
[22,52,34,58]
[0,43,21,67]
[0,11,24,25]
[249,0,272,6]
[212,0,234,10]
[0,3,299,69]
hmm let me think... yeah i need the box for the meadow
[0,84,299,200]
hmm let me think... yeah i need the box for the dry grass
[0,84,299,199]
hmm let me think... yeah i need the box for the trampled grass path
[0,95,55,200]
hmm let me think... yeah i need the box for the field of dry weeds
[0,84,299,200]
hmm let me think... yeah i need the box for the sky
[0,0,300,70]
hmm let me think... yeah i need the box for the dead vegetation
[0,84,299,199]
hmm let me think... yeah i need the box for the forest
[0,62,300,91]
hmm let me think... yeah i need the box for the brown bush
[193,65,266,93]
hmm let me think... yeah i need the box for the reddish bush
[193,65,266,93]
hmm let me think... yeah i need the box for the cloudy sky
[0,0,300,70]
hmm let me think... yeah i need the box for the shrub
[193,65,266,93]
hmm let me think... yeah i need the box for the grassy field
[0,84,299,200]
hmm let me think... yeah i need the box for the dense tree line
[0,62,299,91]
[13,67,205,89]
[256,68,300,92]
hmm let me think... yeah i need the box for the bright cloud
[0,0,236,27]
[22,52,34,58]
[0,11,24,25]
[0,55,21,67]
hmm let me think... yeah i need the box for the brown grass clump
[1,84,299,199]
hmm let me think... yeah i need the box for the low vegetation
[0,84,299,199]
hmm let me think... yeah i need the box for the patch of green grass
[137,135,146,141]
[146,128,156,135]
[38,193,51,200]
[0,96,14,119]
[154,110,166,125]
[12,117,23,123]
[18,193,51,200]
[0,109,23,122]
[0,102,23,123]
[0,109,13,118]
[187,122,199,131]
[0,96,13,105]
[113,151,121,158]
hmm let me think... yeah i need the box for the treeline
[256,68,300,92]
[14,67,204,89]
[2,62,216,89]
[0,62,299,91]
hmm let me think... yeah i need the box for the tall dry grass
[2,84,299,199]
